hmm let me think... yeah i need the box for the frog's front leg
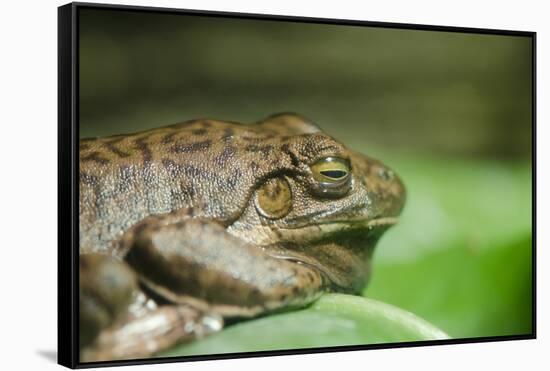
[122,213,328,318]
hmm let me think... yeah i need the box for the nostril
[377,168,394,181]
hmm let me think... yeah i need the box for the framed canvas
[58,2,536,368]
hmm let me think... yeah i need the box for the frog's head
[227,113,406,293]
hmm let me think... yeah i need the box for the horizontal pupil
[320,170,347,179]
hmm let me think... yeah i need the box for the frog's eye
[311,157,351,184]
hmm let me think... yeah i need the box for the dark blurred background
[79,8,532,160]
[79,7,533,345]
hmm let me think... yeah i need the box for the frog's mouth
[264,217,399,292]
[275,216,399,244]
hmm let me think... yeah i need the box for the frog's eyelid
[310,156,350,167]
[309,155,351,166]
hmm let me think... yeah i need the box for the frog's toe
[80,305,224,362]
[197,313,224,337]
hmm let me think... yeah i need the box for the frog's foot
[80,305,223,362]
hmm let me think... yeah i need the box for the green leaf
[366,155,532,338]
[367,236,532,338]
[161,294,448,357]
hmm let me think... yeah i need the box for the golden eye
[311,157,351,184]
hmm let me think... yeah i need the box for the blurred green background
[79,7,533,354]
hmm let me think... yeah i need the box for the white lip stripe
[228,217,399,246]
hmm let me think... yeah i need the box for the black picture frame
[58,2,536,368]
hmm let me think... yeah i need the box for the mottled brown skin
[79,113,406,361]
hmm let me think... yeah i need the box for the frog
[78,112,406,362]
